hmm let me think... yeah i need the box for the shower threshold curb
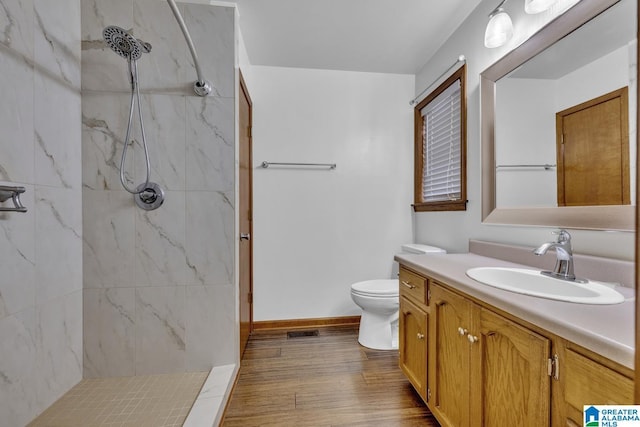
[183,363,238,427]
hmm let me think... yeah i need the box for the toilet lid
[351,279,398,297]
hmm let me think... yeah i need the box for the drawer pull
[458,327,468,336]
[467,334,479,344]
[401,281,416,289]
[417,333,425,340]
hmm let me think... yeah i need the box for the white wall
[556,45,631,111]
[242,65,415,321]
[496,78,557,207]
[237,0,636,324]
[413,0,635,260]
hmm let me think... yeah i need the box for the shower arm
[166,0,213,96]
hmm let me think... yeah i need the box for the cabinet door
[399,296,428,400]
[429,284,474,427]
[471,307,551,427]
[555,343,633,426]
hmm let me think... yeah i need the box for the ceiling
[232,0,483,75]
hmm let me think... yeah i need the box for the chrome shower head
[103,26,151,60]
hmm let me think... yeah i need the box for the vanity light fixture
[485,0,560,48]
[484,0,514,48]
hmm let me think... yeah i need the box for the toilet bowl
[350,244,445,350]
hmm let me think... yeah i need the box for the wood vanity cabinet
[398,266,429,401]
[398,265,634,427]
[429,283,550,427]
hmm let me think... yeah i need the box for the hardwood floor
[222,325,439,426]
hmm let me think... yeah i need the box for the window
[413,65,467,212]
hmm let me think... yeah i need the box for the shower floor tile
[27,372,208,427]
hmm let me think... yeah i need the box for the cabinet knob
[401,281,416,289]
[417,333,425,340]
[467,334,479,343]
[457,327,468,336]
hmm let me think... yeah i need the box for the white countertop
[395,252,635,369]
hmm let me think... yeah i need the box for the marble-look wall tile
[135,190,187,286]
[185,284,235,371]
[83,190,135,288]
[81,38,133,92]
[82,92,134,191]
[35,291,83,412]
[0,184,35,319]
[185,96,234,191]
[0,0,34,57]
[0,47,34,183]
[185,191,234,286]
[138,94,186,191]
[83,93,185,192]
[209,284,235,366]
[81,0,132,40]
[83,288,135,377]
[135,286,185,374]
[133,0,186,93]
[33,0,81,89]
[35,187,83,304]
[80,0,133,92]
[34,75,82,189]
[0,0,83,424]
[82,2,237,380]
[0,309,38,427]
[182,3,235,99]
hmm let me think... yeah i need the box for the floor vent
[287,330,319,339]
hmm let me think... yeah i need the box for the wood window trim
[413,64,467,212]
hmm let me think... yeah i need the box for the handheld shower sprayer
[102,26,164,211]
[102,3,211,209]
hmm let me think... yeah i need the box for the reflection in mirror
[481,0,636,231]
[495,0,636,208]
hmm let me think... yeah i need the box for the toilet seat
[351,279,398,297]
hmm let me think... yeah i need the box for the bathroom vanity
[397,246,634,427]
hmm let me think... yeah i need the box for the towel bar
[261,161,336,169]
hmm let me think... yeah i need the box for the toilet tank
[401,243,446,254]
[390,243,445,278]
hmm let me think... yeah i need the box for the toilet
[350,244,446,350]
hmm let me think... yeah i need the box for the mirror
[481,0,637,231]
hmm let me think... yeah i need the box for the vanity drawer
[399,267,428,305]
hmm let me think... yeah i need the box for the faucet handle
[552,229,571,243]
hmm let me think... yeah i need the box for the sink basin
[466,267,625,304]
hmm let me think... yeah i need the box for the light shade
[484,8,514,48]
[524,0,558,14]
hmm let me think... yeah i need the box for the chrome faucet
[533,229,583,282]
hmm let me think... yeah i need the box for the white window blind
[420,79,461,202]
